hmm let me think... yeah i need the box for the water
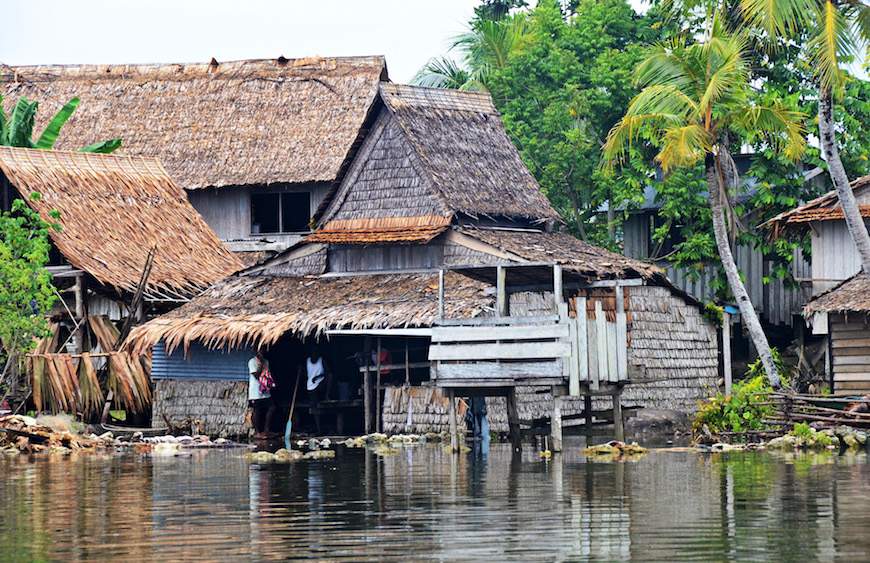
[2,438,870,562]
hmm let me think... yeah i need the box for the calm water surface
[1,437,869,562]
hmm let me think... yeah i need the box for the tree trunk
[706,154,781,389]
[819,87,870,272]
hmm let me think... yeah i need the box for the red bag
[257,360,275,394]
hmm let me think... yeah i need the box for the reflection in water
[1,440,869,561]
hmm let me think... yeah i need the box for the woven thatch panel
[153,379,248,438]
[805,273,870,314]
[256,246,327,277]
[0,147,241,298]
[127,271,493,354]
[1,57,386,189]
[382,386,469,434]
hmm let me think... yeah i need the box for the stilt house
[1,57,388,264]
[0,147,240,414]
[127,85,720,438]
[768,175,870,395]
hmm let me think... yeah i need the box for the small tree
[0,194,60,391]
[602,21,806,388]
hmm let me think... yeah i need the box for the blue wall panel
[151,341,252,381]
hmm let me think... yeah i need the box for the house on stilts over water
[126,82,720,446]
[766,175,870,396]
[0,147,241,416]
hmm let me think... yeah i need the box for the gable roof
[1,56,387,190]
[311,84,559,243]
[0,147,242,299]
[763,175,870,237]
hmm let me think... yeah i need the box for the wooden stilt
[363,337,372,434]
[551,393,563,453]
[376,337,382,433]
[584,394,593,435]
[612,388,624,442]
[447,388,458,452]
[722,313,732,395]
[507,387,521,452]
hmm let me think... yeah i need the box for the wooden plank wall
[830,313,870,394]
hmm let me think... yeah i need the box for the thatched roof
[126,272,492,354]
[458,228,663,281]
[1,56,387,189]
[312,84,559,243]
[0,147,241,299]
[804,274,870,315]
[763,175,870,237]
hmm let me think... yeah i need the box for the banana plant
[0,95,121,153]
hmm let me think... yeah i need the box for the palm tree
[412,14,531,91]
[740,0,870,270]
[602,23,806,388]
[1,96,121,153]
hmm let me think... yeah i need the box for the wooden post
[553,264,563,308]
[496,265,507,317]
[575,296,588,395]
[376,337,382,433]
[438,269,445,320]
[615,285,627,382]
[404,341,410,386]
[363,337,372,434]
[551,387,564,453]
[447,388,458,452]
[73,274,85,355]
[722,312,732,395]
[584,394,593,435]
[507,387,521,452]
[612,388,624,442]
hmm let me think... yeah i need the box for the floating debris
[583,441,648,461]
[303,449,335,460]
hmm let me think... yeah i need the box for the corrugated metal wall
[151,341,252,381]
[623,213,811,326]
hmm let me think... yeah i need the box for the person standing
[301,348,329,435]
[248,350,276,438]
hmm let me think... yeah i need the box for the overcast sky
[4,1,484,83]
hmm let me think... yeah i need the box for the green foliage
[0,195,59,357]
[702,302,724,325]
[0,95,121,153]
[788,422,834,448]
[693,375,774,436]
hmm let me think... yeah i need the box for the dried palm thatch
[126,272,493,355]
[89,315,151,413]
[459,227,663,281]
[378,84,559,222]
[77,353,103,417]
[763,175,870,238]
[804,273,870,315]
[1,56,387,189]
[0,147,242,299]
[314,84,559,244]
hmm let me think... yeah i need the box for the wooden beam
[584,394,593,435]
[431,323,569,343]
[575,298,588,393]
[595,301,608,385]
[551,386,565,453]
[612,388,624,442]
[436,314,560,327]
[428,341,571,361]
[584,278,644,288]
[363,337,372,434]
[615,286,627,382]
[376,337,382,433]
[553,264,564,307]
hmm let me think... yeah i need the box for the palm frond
[412,57,473,90]
[79,139,122,154]
[733,102,808,161]
[740,0,817,36]
[699,33,750,114]
[657,124,712,172]
[602,111,684,168]
[808,0,859,94]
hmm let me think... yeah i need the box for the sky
[3,0,484,83]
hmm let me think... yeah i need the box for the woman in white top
[248,351,276,437]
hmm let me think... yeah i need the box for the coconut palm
[602,23,806,388]
[412,14,531,91]
[0,95,121,153]
[739,0,870,271]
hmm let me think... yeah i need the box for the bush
[693,375,774,437]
